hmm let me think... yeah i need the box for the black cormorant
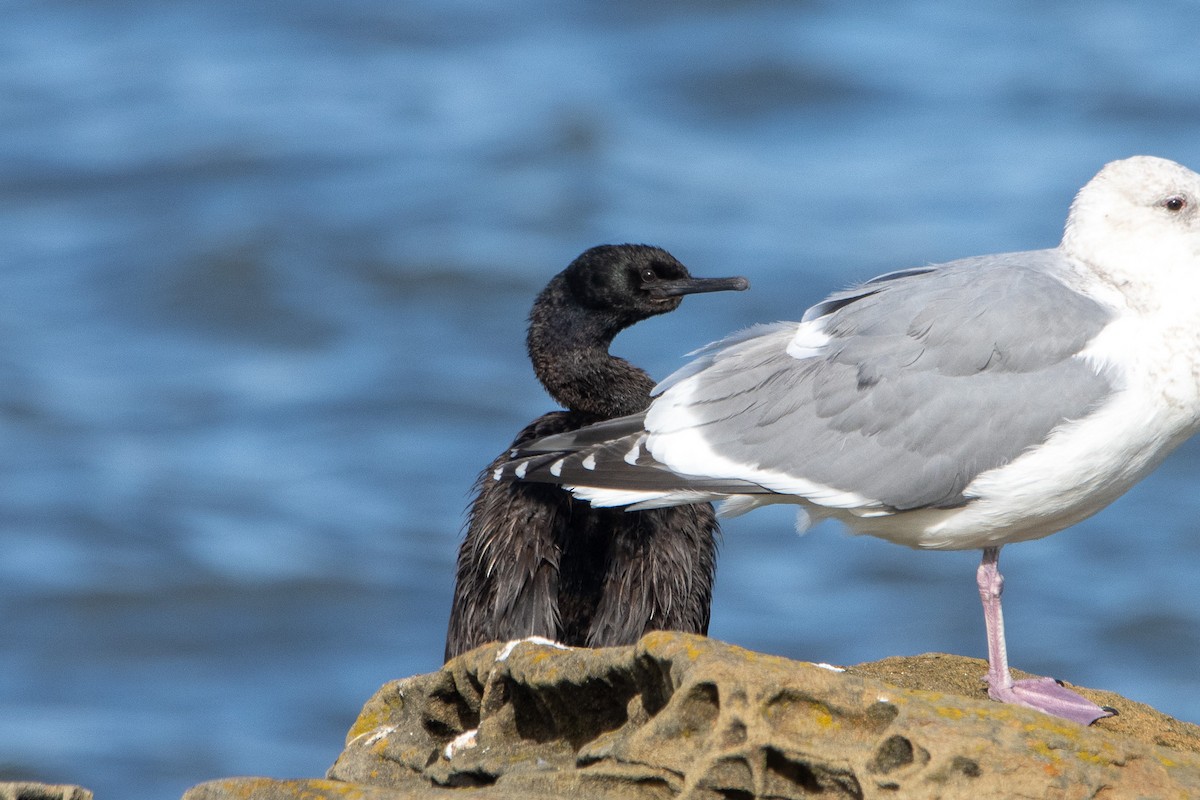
[444,244,747,661]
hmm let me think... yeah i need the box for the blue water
[4,2,1200,797]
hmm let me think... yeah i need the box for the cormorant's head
[563,244,748,320]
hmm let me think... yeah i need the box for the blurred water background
[4,2,1200,798]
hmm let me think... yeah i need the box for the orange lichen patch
[345,707,394,744]
[186,778,395,800]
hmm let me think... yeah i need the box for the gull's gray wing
[644,249,1118,510]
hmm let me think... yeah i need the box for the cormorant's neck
[526,276,656,418]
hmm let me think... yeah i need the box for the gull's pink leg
[977,546,1114,725]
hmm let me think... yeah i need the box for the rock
[184,633,1200,799]
[181,778,405,800]
[0,783,93,800]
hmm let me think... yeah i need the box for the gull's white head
[1061,156,1200,300]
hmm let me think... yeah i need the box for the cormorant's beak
[650,275,750,298]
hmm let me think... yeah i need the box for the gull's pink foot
[987,675,1115,726]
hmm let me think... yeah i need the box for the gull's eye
[1162,195,1188,212]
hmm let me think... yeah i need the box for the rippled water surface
[5,2,1200,798]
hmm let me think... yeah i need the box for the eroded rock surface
[185,633,1200,799]
[0,783,93,800]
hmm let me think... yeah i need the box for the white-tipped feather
[567,485,710,509]
[785,318,831,360]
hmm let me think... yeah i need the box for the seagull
[496,156,1200,724]
[444,244,748,662]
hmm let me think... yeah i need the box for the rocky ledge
[0,783,93,800]
[184,632,1200,799]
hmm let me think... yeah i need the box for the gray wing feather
[513,413,646,454]
[659,250,1117,510]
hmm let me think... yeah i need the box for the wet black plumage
[445,244,748,661]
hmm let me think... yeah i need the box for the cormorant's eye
[1162,195,1188,212]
